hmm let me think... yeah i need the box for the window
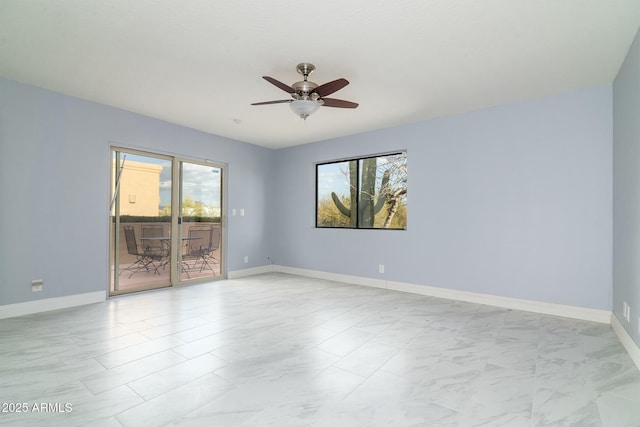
[316,152,407,229]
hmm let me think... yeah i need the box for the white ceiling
[1,1,639,149]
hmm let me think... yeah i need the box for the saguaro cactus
[331,158,390,227]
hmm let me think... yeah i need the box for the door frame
[173,157,226,285]
[109,146,226,296]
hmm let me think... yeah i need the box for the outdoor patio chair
[119,225,163,278]
[182,225,220,276]
[142,224,169,269]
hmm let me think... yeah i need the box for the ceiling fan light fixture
[253,63,357,118]
[289,99,322,120]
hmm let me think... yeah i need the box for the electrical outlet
[244,256,249,264]
[32,279,43,292]
[379,264,385,274]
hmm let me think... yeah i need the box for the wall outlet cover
[32,280,43,292]
[623,301,631,322]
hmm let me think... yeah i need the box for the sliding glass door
[110,150,173,294]
[110,148,224,296]
[178,161,223,280]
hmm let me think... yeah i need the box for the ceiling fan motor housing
[292,80,318,96]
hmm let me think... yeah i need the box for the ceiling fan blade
[321,98,359,109]
[263,76,295,93]
[313,78,349,97]
[251,100,292,106]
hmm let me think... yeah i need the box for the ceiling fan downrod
[292,63,319,97]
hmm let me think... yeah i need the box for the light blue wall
[0,78,274,306]
[613,29,640,345]
[273,86,613,310]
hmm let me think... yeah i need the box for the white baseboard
[272,265,611,324]
[274,265,387,289]
[0,291,106,320]
[611,313,640,370]
[228,265,275,279]
[386,280,612,323]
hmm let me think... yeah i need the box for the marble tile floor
[1,272,639,427]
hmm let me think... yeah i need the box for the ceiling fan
[251,63,359,120]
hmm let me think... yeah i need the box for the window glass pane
[363,153,407,229]
[316,152,407,230]
[179,162,222,280]
[110,152,172,294]
[178,163,222,220]
[316,160,357,228]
